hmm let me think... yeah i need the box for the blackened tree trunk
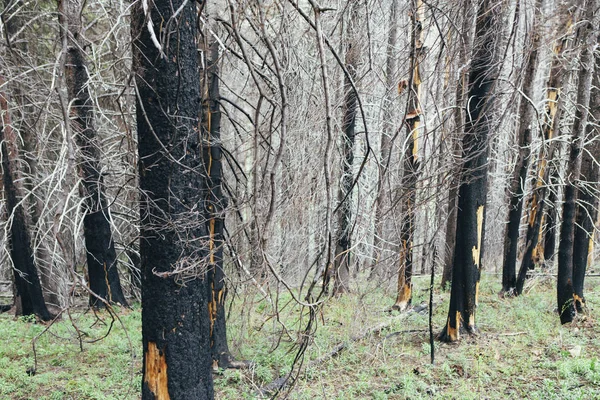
[557,1,598,324]
[133,0,214,397]
[2,0,61,307]
[570,33,600,315]
[58,0,127,308]
[392,0,423,311]
[332,3,359,296]
[501,0,541,295]
[0,78,52,321]
[439,0,501,342]
[200,39,232,369]
[515,10,573,295]
[441,0,473,290]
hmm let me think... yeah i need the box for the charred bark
[0,78,52,321]
[515,10,573,295]
[501,1,541,295]
[58,0,127,308]
[441,0,474,290]
[571,41,600,314]
[133,0,214,397]
[332,4,360,296]
[393,0,423,311]
[200,39,232,369]
[439,0,501,342]
[557,1,598,324]
[2,0,60,306]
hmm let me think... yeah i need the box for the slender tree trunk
[0,77,52,321]
[371,0,398,275]
[201,39,232,369]
[515,10,573,295]
[332,4,359,296]
[2,0,61,307]
[501,0,542,295]
[133,0,214,397]
[392,0,423,311]
[542,163,559,263]
[569,31,600,315]
[557,1,598,324]
[58,0,127,307]
[439,0,502,342]
[441,0,473,290]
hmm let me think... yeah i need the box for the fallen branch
[258,305,427,397]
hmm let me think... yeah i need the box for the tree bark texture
[0,77,52,321]
[58,0,127,307]
[515,11,573,295]
[571,36,600,314]
[557,1,598,324]
[441,0,473,290]
[2,0,61,307]
[201,39,232,369]
[393,0,423,311]
[501,0,542,295]
[132,0,214,397]
[333,3,359,296]
[439,0,501,342]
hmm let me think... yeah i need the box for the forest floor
[0,272,599,399]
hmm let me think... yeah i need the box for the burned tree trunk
[501,0,542,295]
[58,0,127,307]
[392,0,423,311]
[332,3,360,295]
[570,34,600,315]
[200,39,232,369]
[557,1,598,324]
[0,78,52,321]
[133,0,214,397]
[441,0,474,290]
[515,10,574,295]
[439,0,501,342]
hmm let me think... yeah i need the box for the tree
[332,3,360,296]
[515,7,574,295]
[200,36,233,368]
[132,0,213,397]
[500,0,542,295]
[557,0,599,324]
[58,0,127,307]
[441,0,474,290]
[439,0,502,342]
[571,45,600,313]
[0,76,52,321]
[392,0,423,311]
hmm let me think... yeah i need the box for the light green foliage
[1,275,599,399]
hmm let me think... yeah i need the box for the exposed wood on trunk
[557,0,598,324]
[439,0,502,342]
[501,0,542,295]
[58,0,127,307]
[201,39,232,369]
[393,0,423,311]
[571,34,600,314]
[515,10,574,295]
[133,0,214,396]
[0,76,52,321]
[441,0,473,290]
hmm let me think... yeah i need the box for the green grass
[1,273,599,399]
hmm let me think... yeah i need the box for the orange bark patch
[144,342,170,400]
[445,311,461,342]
